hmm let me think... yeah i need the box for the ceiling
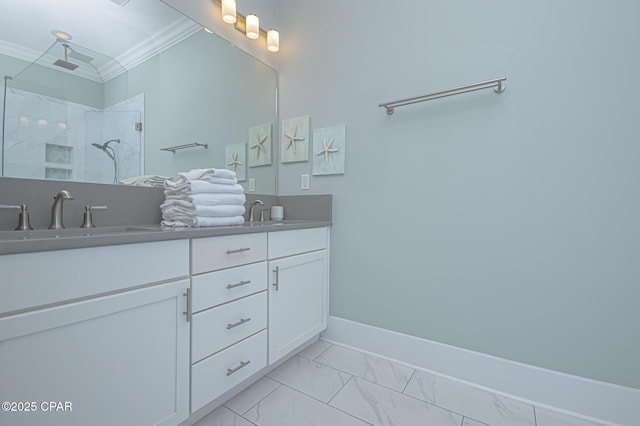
[0,0,201,80]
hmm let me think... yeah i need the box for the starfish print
[227,152,243,172]
[284,126,305,154]
[316,137,339,163]
[250,133,267,159]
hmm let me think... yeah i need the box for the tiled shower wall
[2,88,143,184]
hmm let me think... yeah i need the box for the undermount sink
[0,226,163,242]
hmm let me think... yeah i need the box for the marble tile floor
[195,339,607,426]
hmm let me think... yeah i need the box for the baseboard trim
[322,316,640,426]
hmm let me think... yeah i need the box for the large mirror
[0,0,277,194]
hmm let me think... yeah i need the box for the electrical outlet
[300,174,310,190]
[248,178,255,192]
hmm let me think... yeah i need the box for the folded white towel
[163,193,246,206]
[161,206,194,219]
[201,176,238,185]
[165,180,244,195]
[160,199,196,211]
[177,168,237,182]
[164,180,190,191]
[178,169,212,181]
[194,204,245,217]
[161,213,194,223]
[161,215,244,227]
[120,175,170,187]
[210,168,237,179]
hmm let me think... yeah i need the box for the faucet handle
[81,205,108,228]
[0,204,21,211]
[0,204,34,230]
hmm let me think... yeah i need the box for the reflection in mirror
[0,0,277,195]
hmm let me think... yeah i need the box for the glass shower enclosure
[1,38,143,184]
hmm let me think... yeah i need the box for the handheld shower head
[91,139,121,184]
[92,139,120,151]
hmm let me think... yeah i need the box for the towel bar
[379,77,507,115]
[161,143,208,153]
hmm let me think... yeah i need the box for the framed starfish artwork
[248,123,272,167]
[281,115,310,163]
[225,142,246,181]
[312,124,346,175]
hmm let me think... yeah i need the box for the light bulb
[246,14,259,40]
[267,29,279,52]
[221,0,236,24]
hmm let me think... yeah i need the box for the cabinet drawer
[191,330,267,412]
[0,240,189,315]
[192,233,267,274]
[268,227,327,259]
[192,292,267,363]
[192,262,267,312]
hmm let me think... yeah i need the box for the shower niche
[2,39,143,185]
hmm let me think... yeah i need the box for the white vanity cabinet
[0,240,190,426]
[0,224,330,425]
[190,233,268,413]
[268,227,329,363]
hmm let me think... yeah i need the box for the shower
[53,44,79,71]
[92,139,120,184]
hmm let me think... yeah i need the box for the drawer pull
[272,266,279,291]
[226,360,251,376]
[226,280,251,289]
[182,288,192,323]
[226,317,252,329]
[226,247,251,255]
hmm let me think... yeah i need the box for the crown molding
[0,16,201,83]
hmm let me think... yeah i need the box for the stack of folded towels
[161,168,246,227]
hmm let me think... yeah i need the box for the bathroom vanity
[0,221,330,426]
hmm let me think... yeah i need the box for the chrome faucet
[247,200,264,223]
[49,190,74,229]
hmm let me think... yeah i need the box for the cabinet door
[268,250,328,363]
[0,280,190,426]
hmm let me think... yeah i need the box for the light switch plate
[301,174,310,190]
[248,178,255,192]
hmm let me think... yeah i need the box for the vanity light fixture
[245,14,259,40]
[221,0,237,24]
[213,0,279,52]
[267,29,279,52]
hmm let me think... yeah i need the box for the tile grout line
[265,376,352,406]
[394,383,474,424]
[277,381,375,425]
[224,382,283,418]
[402,368,417,394]
[309,340,334,360]
[312,350,414,395]
[326,374,354,406]
[325,376,375,426]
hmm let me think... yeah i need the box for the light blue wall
[128,30,277,193]
[1,53,104,107]
[277,0,640,388]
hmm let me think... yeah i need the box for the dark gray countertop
[0,220,331,255]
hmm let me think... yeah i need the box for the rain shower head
[53,44,79,71]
